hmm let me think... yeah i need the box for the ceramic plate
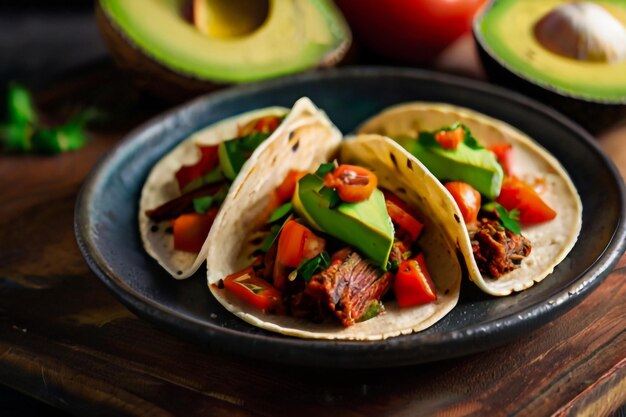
[75,67,626,368]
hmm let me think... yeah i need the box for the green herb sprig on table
[1,83,96,154]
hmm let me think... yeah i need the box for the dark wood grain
[1,66,625,417]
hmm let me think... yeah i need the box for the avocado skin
[403,139,503,200]
[294,174,394,269]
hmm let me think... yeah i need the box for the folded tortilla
[206,119,463,339]
[139,97,323,279]
[358,102,582,296]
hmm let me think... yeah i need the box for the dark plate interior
[75,67,626,368]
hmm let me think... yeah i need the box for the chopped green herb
[496,205,521,235]
[239,130,270,152]
[7,82,37,125]
[182,167,224,193]
[419,123,484,150]
[387,259,400,271]
[315,162,335,177]
[297,251,330,282]
[417,131,439,148]
[267,202,293,224]
[259,214,293,252]
[358,300,384,322]
[319,186,341,208]
[193,196,214,214]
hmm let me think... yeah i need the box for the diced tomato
[497,176,556,224]
[172,208,218,252]
[488,144,513,175]
[324,164,378,203]
[435,127,464,150]
[223,267,281,312]
[262,190,282,222]
[276,220,325,268]
[384,192,424,242]
[276,170,306,204]
[238,115,281,136]
[393,253,437,307]
[175,145,219,191]
[444,181,481,224]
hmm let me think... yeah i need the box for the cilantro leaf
[315,162,335,177]
[495,205,521,235]
[417,131,440,148]
[267,202,293,224]
[259,214,293,252]
[297,251,330,282]
[193,196,214,214]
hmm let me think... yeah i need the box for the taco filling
[144,115,283,253]
[358,103,581,296]
[216,163,438,326]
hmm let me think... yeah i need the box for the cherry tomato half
[497,176,556,224]
[393,253,437,307]
[223,267,281,312]
[276,170,306,204]
[324,164,378,203]
[276,220,325,268]
[445,181,481,224]
[435,127,464,150]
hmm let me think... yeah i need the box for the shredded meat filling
[290,249,392,326]
[471,217,531,279]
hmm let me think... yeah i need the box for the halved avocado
[474,0,626,133]
[97,0,351,100]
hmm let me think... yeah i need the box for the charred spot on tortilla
[389,152,399,170]
[165,226,173,234]
[455,244,471,282]
[396,187,407,194]
[249,236,264,246]
[288,130,296,140]
[445,288,450,295]
[150,224,159,232]
[177,270,183,276]
[454,214,461,223]
[291,140,300,152]
[406,159,413,170]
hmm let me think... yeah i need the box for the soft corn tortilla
[206,128,463,340]
[139,97,323,279]
[358,102,582,296]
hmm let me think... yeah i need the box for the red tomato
[335,0,488,64]
[175,145,218,191]
[276,220,325,268]
[223,267,281,311]
[435,127,464,150]
[393,253,437,307]
[384,193,424,242]
[488,144,513,175]
[497,177,556,224]
[276,170,306,204]
[238,115,281,136]
[324,164,378,203]
[172,208,218,253]
[444,181,481,224]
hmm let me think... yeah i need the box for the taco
[358,103,582,296]
[139,97,327,279]
[206,114,464,340]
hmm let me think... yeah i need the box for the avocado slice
[401,138,503,200]
[218,130,270,180]
[293,173,394,269]
[474,0,626,132]
[98,0,351,87]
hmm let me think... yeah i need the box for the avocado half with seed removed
[474,0,626,133]
[96,0,351,100]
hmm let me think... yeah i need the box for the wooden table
[1,59,625,417]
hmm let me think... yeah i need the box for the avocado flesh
[477,0,626,102]
[293,174,394,269]
[402,139,503,200]
[100,0,350,84]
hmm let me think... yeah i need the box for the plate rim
[74,66,626,368]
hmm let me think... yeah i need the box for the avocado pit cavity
[534,2,626,64]
[193,0,270,39]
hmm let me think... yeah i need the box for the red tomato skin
[276,170,306,204]
[444,182,481,224]
[324,164,378,203]
[276,220,325,268]
[384,193,424,242]
[497,177,556,224]
[172,208,218,253]
[175,145,218,190]
[488,144,513,175]
[435,127,463,150]
[223,268,281,311]
[336,0,487,64]
[393,254,437,307]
